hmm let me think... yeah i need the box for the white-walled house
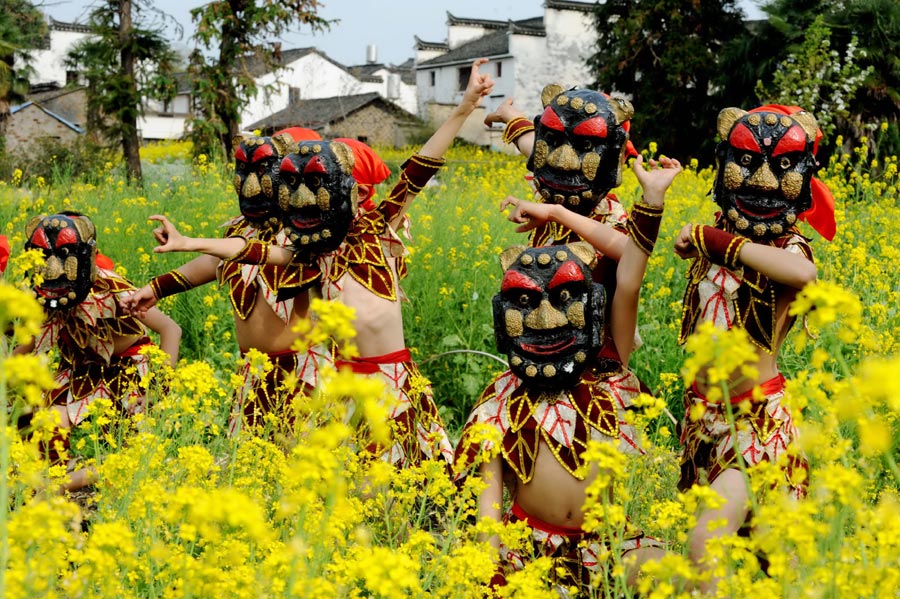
[414,1,599,149]
[240,47,418,131]
[26,18,92,88]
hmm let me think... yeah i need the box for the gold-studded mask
[527,86,634,216]
[714,107,819,239]
[233,133,297,227]
[25,213,98,310]
[493,243,604,390]
[278,141,359,256]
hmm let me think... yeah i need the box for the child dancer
[673,105,833,591]
[18,212,181,491]
[456,154,681,592]
[142,58,496,468]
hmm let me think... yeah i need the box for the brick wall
[7,105,81,154]
[325,104,418,147]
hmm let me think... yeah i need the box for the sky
[40,0,766,68]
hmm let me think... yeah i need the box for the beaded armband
[691,225,749,270]
[501,117,535,146]
[150,270,195,300]
[625,201,663,255]
[227,237,270,265]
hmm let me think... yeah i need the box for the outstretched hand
[121,285,157,317]
[632,154,683,207]
[459,58,495,115]
[484,98,526,127]
[148,215,189,253]
[500,195,555,233]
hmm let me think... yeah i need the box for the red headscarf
[749,104,835,241]
[274,127,322,142]
[0,235,9,275]
[333,138,391,211]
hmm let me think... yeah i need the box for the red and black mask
[714,107,820,238]
[527,85,634,216]
[25,213,97,310]
[493,243,604,390]
[278,141,359,256]
[232,133,297,227]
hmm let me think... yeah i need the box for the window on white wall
[496,62,502,78]
[430,71,435,86]
[457,66,471,91]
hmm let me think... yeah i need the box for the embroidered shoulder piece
[679,219,814,354]
[36,269,145,364]
[321,154,443,301]
[455,363,636,484]
[217,217,318,321]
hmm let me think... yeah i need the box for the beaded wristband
[227,238,270,265]
[149,270,195,300]
[502,117,535,145]
[691,225,749,270]
[625,201,664,255]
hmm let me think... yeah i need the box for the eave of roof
[11,102,85,133]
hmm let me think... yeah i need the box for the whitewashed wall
[28,29,91,87]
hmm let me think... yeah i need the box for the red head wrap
[749,104,835,241]
[0,235,8,275]
[333,138,391,211]
[274,127,322,142]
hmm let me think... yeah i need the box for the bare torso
[510,439,610,530]
[234,288,311,354]
[694,287,798,397]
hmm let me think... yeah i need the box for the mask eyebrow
[540,106,565,132]
[729,123,762,153]
[572,117,607,138]
[234,145,248,163]
[501,270,542,292]
[54,227,78,247]
[773,125,807,156]
[548,260,584,289]
[280,157,298,174]
[251,144,274,162]
[30,227,50,249]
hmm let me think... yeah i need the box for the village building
[6,101,85,155]
[414,1,598,150]
[246,92,421,147]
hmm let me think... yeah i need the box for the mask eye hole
[558,289,572,303]
[309,175,322,188]
[517,293,531,308]
[578,138,595,152]
[740,153,753,166]
[284,173,298,188]
[780,156,793,170]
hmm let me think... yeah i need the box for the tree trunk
[118,0,143,184]
[216,17,240,159]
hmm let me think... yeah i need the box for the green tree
[756,15,872,140]
[67,0,179,183]
[188,0,330,159]
[587,0,745,161]
[0,0,46,138]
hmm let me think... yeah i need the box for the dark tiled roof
[49,18,91,34]
[417,29,510,68]
[28,85,85,103]
[245,92,417,130]
[414,36,448,52]
[245,47,352,79]
[347,63,385,83]
[446,12,508,29]
[545,0,599,12]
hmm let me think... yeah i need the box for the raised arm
[674,225,817,289]
[136,306,182,366]
[612,156,682,365]
[149,215,294,266]
[484,98,535,158]
[501,196,629,261]
[121,254,219,316]
[385,58,494,229]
